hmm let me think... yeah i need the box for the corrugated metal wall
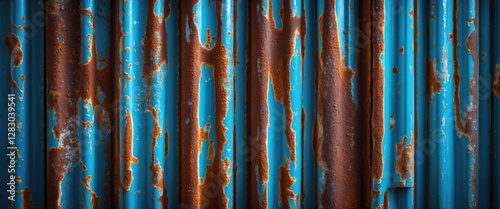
[0,0,499,208]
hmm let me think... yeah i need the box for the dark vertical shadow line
[413,0,418,208]
[489,0,495,206]
[43,0,47,208]
[369,0,374,203]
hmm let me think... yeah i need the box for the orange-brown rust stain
[395,135,414,186]
[147,105,168,207]
[142,0,168,89]
[279,162,297,209]
[4,32,23,67]
[47,145,78,209]
[123,110,138,190]
[205,28,213,48]
[426,59,442,102]
[316,0,371,208]
[82,176,100,209]
[10,21,27,32]
[179,0,232,208]
[372,0,385,186]
[179,0,203,206]
[22,187,33,209]
[453,1,478,206]
[266,0,302,164]
[200,124,215,161]
[493,64,500,97]
[47,0,114,148]
[247,0,307,207]
[376,190,390,209]
[392,67,398,74]
[45,1,91,199]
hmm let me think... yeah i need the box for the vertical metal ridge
[416,0,480,208]
[0,0,45,208]
[487,1,500,208]
[372,0,415,208]
[316,0,371,208]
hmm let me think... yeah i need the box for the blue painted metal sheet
[0,0,499,208]
[0,0,45,208]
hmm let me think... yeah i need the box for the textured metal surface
[0,0,499,208]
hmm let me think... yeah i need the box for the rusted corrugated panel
[0,0,45,208]
[415,0,476,207]
[1,0,500,208]
[372,0,415,208]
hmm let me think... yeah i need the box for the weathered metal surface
[372,0,415,208]
[0,0,45,208]
[1,0,500,208]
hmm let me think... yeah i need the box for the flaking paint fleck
[395,135,414,186]
[427,59,442,102]
[4,32,23,67]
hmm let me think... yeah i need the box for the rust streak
[316,0,371,208]
[453,1,478,206]
[279,162,297,209]
[395,135,414,186]
[372,0,385,185]
[82,176,100,209]
[22,187,33,209]
[4,32,23,67]
[180,0,232,208]
[426,59,442,102]
[123,110,138,190]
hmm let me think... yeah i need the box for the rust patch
[399,46,404,54]
[247,0,308,207]
[4,32,23,67]
[82,176,100,209]
[22,187,33,209]
[47,0,114,147]
[142,0,168,89]
[123,110,138,190]
[314,0,372,208]
[453,1,478,206]
[47,145,77,209]
[147,105,167,207]
[395,135,414,186]
[372,0,386,185]
[493,64,500,97]
[205,28,213,48]
[279,161,298,209]
[426,59,442,102]
[179,0,232,208]
[392,67,398,74]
